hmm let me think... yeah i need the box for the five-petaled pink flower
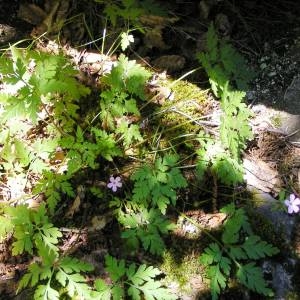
[284,194,300,214]
[107,176,122,192]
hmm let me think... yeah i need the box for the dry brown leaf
[144,26,169,50]
[243,157,282,194]
[65,185,85,218]
[152,55,186,72]
[65,195,81,219]
[139,15,178,27]
[90,213,113,232]
[17,3,47,25]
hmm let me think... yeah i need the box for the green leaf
[142,280,177,300]
[34,284,59,300]
[0,215,13,241]
[93,279,112,299]
[111,285,124,300]
[242,235,279,259]
[206,23,218,62]
[128,285,141,300]
[56,270,67,287]
[127,264,159,285]
[57,271,91,298]
[207,265,227,300]
[131,155,187,213]
[103,54,151,99]
[14,138,31,167]
[126,263,176,300]
[35,223,62,252]
[237,262,273,296]
[229,246,247,260]
[212,154,244,186]
[221,204,252,244]
[199,243,222,266]
[60,256,94,273]
[119,208,174,255]
[116,121,143,147]
[120,32,134,51]
[105,255,126,282]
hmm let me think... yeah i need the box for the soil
[1,1,300,299]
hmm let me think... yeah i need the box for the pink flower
[107,176,122,192]
[284,194,300,214]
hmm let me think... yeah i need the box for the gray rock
[284,77,300,114]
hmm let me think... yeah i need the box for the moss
[150,79,209,153]
[160,249,205,292]
[171,80,207,103]
[270,113,282,127]
[159,80,208,131]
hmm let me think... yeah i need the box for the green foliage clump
[0,204,61,255]
[0,202,93,300]
[60,125,122,174]
[0,46,90,181]
[33,171,75,214]
[92,255,176,299]
[112,154,186,255]
[0,39,187,299]
[196,24,254,186]
[219,83,253,160]
[131,154,187,214]
[118,207,176,255]
[197,23,255,97]
[196,132,245,185]
[0,46,90,127]
[99,54,150,147]
[199,203,279,299]
[94,0,166,28]
[18,252,93,300]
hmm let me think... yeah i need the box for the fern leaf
[120,32,134,51]
[127,264,161,286]
[93,278,112,299]
[34,284,59,300]
[207,265,227,300]
[60,256,94,273]
[103,54,151,99]
[55,270,67,287]
[128,285,141,300]
[34,222,62,252]
[46,191,61,214]
[141,280,176,300]
[13,225,34,255]
[242,235,279,259]
[18,262,52,291]
[66,273,91,298]
[229,246,247,260]
[221,204,252,244]
[116,121,143,147]
[0,215,13,241]
[126,264,176,300]
[18,273,32,292]
[206,23,218,62]
[112,285,124,300]
[119,208,174,255]
[237,262,274,296]
[199,243,222,265]
[140,231,165,255]
[200,243,231,299]
[105,255,126,282]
